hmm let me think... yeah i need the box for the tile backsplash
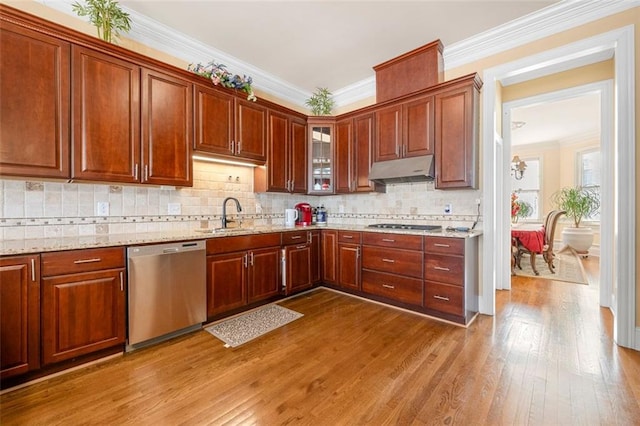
[1,160,481,240]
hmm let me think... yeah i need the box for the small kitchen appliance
[284,208,298,227]
[295,202,313,226]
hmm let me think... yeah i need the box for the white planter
[562,226,594,254]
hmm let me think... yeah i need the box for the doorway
[480,26,636,349]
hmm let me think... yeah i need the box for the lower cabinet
[40,248,126,365]
[0,255,40,379]
[206,233,281,317]
[283,230,313,295]
[310,230,322,284]
[321,230,337,285]
[337,231,361,291]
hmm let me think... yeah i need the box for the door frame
[480,26,636,349]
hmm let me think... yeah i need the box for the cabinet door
[403,95,434,157]
[267,110,290,192]
[310,230,321,284]
[353,113,375,192]
[236,99,267,162]
[0,255,40,379]
[321,230,338,284]
[141,68,192,186]
[435,85,477,189]
[338,244,360,290]
[285,244,312,294]
[42,269,125,365]
[0,21,70,179]
[290,118,308,193]
[374,104,401,162]
[71,46,140,183]
[207,252,247,317]
[334,118,352,194]
[194,84,234,156]
[247,247,281,303]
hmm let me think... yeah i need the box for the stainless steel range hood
[368,155,435,185]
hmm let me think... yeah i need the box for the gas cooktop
[367,223,442,231]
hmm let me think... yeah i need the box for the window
[511,157,540,220]
[578,149,601,221]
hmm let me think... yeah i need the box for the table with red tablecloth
[511,225,545,275]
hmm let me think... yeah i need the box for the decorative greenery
[72,0,131,44]
[305,87,335,115]
[552,186,600,228]
[188,61,256,101]
[511,192,532,222]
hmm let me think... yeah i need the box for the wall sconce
[511,155,527,180]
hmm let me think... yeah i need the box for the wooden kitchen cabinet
[141,67,193,186]
[335,113,379,194]
[206,233,281,317]
[283,230,312,294]
[337,231,361,291]
[424,236,478,323]
[0,20,70,179]
[307,117,334,194]
[434,74,481,189]
[0,255,40,380]
[374,104,402,162]
[321,230,338,285]
[71,46,140,183]
[194,85,267,164]
[310,230,322,284]
[258,110,306,193]
[41,248,126,365]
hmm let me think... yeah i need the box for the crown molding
[35,0,638,109]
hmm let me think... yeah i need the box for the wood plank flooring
[2,257,639,425]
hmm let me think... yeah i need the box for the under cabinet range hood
[368,155,435,185]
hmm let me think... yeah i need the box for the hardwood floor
[2,257,639,425]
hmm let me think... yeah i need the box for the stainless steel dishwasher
[127,240,206,351]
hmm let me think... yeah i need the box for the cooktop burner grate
[367,223,442,231]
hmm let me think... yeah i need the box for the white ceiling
[117,0,559,93]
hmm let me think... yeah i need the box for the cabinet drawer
[424,281,463,316]
[362,270,422,306]
[362,232,423,250]
[338,231,361,244]
[424,254,464,286]
[424,236,464,255]
[282,230,310,246]
[362,246,423,279]
[206,233,281,255]
[41,247,125,276]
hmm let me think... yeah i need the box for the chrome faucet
[221,197,242,228]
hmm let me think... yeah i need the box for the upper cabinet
[194,83,267,164]
[0,20,70,179]
[307,118,334,194]
[255,109,307,193]
[336,113,380,194]
[434,74,481,189]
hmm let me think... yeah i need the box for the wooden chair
[516,210,566,274]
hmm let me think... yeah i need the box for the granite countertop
[0,225,482,256]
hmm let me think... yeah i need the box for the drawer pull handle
[343,235,353,239]
[433,295,450,301]
[434,243,450,248]
[290,235,302,240]
[382,238,395,242]
[382,258,395,263]
[382,284,395,289]
[296,245,307,249]
[434,266,450,271]
[31,258,36,282]
[120,271,124,292]
[73,258,102,264]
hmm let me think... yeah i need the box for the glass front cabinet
[307,117,335,194]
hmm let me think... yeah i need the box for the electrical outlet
[168,203,181,215]
[96,202,109,216]
[475,198,481,206]
[444,203,452,214]
[255,202,262,213]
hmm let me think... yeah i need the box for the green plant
[551,186,600,227]
[72,0,131,44]
[305,87,335,115]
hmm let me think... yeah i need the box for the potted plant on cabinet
[551,186,600,254]
[72,0,131,44]
[305,87,335,116]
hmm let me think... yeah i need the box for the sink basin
[194,228,247,234]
